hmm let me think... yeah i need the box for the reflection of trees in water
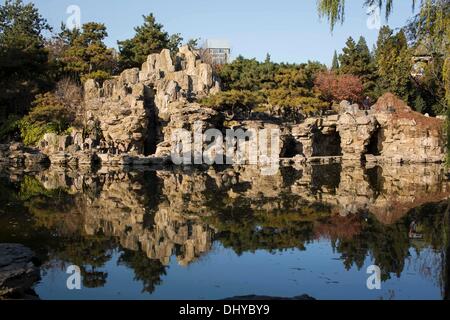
[2,169,450,297]
[205,185,449,289]
[117,249,166,293]
[314,214,362,240]
[333,202,448,283]
[409,248,443,288]
[16,175,115,288]
[333,215,410,279]
[0,174,168,291]
[442,199,450,300]
[204,193,333,254]
[53,236,114,288]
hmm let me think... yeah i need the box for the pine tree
[355,37,371,68]
[0,0,52,117]
[338,36,377,99]
[374,26,412,102]
[355,36,377,98]
[338,37,358,75]
[118,13,171,69]
[58,22,116,82]
[168,33,183,56]
[331,50,339,71]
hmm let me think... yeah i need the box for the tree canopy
[55,22,117,83]
[0,0,52,117]
[118,13,182,70]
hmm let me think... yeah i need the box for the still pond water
[1,163,449,300]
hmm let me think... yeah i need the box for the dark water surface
[1,163,449,300]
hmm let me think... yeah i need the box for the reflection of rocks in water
[367,165,450,224]
[12,162,450,228]
[91,171,214,266]
[26,163,450,239]
[2,162,450,295]
[30,168,215,267]
[291,163,450,224]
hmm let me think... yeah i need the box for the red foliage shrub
[314,71,364,104]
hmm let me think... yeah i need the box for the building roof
[204,39,231,49]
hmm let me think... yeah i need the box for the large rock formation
[291,93,446,164]
[30,44,445,168]
[154,103,223,157]
[84,46,221,156]
[370,93,445,163]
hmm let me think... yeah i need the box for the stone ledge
[0,243,40,299]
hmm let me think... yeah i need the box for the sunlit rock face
[291,93,446,164]
[84,46,221,156]
[370,93,445,163]
[34,69,444,167]
[154,104,224,158]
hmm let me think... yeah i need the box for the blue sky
[25,0,418,65]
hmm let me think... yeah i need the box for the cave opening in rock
[280,135,302,158]
[143,85,158,156]
[311,127,342,157]
[366,127,383,156]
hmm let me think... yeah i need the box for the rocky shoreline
[0,244,40,300]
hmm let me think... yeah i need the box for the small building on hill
[203,39,231,65]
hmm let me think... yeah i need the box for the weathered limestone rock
[155,103,223,158]
[291,93,446,164]
[370,93,445,163]
[48,152,71,166]
[38,133,72,155]
[292,116,343,158]
[84,70,151,154]
[223,120,287,165]
[337,100,360,115]
[337,111,377,161]
[0,143,49,167]
[84,46,221,157]
[33,53,444,169]
[9,142,23,152]
[0,244,40,299]
[75,151,99,167]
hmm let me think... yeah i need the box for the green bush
[266,88,329,116]
[201,88,329,122]
[201,90,266,116]
[81,70,112,84]
[19,120,59,146]
[19,92,75,145]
